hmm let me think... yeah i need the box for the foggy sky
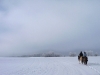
[0,0,100,56]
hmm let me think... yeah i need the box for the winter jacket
[84,53,87,57]
[79,52,83,57]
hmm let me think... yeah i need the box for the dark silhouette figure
[78,51,83,63]
[79,51,83,57]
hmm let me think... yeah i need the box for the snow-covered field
[0,56,100,75]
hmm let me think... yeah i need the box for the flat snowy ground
[0,56,100,75]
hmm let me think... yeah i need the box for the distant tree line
[20,51,61,57]
[11,51,99,57]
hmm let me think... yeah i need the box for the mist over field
[0,0,100,56]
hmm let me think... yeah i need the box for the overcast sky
[0,0,100,56]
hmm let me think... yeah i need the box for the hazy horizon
[0,0,100,56]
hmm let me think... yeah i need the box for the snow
[0,56,100,75]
